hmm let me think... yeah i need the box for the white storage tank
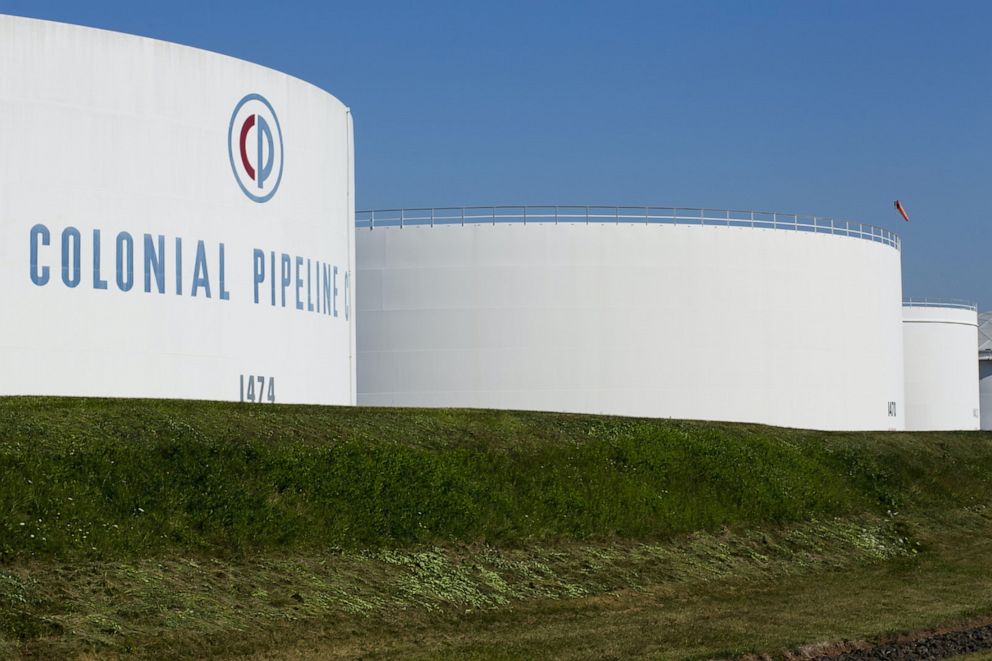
[0,15,356,404]
[357,207,905,431]
[978,312,992,430]
[902,300,979,431]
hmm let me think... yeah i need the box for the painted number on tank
[240,375,276,403]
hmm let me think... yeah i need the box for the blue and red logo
[228,93,283,203]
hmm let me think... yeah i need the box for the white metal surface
[978,312,992,358]
[358,215,905,431]
[977,312,992,430]
[0,15,355,404]
[902,304,979,431]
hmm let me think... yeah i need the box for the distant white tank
[903,301,979,431]
[978,312,992,430]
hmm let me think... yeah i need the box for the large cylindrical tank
[0,15,355,404]
[357,207,905,431]
[902,302,979,431]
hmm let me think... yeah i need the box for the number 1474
[240,375,275,403]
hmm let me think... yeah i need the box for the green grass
[3,397,992,561]
[3,397,992,658]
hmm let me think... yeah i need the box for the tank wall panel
[357,223,905,430]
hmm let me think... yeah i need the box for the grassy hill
[2,397,992,658]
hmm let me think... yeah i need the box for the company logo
[228,93,284,203]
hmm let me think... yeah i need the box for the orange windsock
[894,200,910,222]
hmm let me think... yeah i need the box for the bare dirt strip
[773,617,992,660]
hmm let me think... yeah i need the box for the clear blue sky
[3,1,990,307]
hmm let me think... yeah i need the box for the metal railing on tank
[355,205,901,251]
[903,297,977,311]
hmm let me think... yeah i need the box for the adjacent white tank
[902,302,979,431]
[357,207,905,431]
[0,15,356,404]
